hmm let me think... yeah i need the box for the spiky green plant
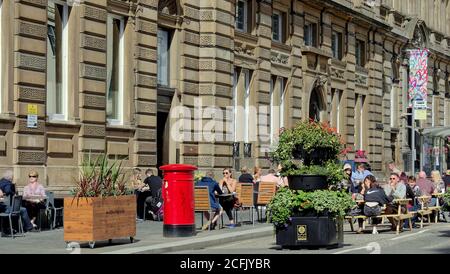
[72,152,131,198]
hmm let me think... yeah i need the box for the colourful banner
[408,49,429,102]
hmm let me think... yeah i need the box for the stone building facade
[0,0,450,192]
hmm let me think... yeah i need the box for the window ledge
[330,58,346,68]
[271,41,291,53]
[106,123,136,132]
[235,30,258,44]
[46,119,81,128]
[300,46,332,58]
[0,113,16,123]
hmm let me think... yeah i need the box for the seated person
[128,168,148,221]
[416,171,436,207]
[144,169,163,220]
[364,175,393,234]
[0,170,35,232]
[23,170,46,229]
[383,173,407,231]
[356,175,393,234]
[197,170,223,230]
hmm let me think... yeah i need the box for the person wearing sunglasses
[219,168,237,228]
[23,170,47,229]
[384,173,407,231]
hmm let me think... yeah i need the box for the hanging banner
[408,49,429,102]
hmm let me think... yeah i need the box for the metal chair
[0,195,25,238]
[45,191,63,229]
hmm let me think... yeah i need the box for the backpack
[150,188,163,213]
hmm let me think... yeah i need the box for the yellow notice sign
[414,109,427,120]
[27,104,38,115]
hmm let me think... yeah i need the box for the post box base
[163,224,196,237]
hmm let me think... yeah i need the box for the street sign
[27,104,38,115]
[413,100,427,109]
[414,109,427,120]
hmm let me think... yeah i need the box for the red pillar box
[159,164,197,237]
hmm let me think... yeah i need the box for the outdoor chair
[45,191,63,229]
[0,195,25,238]
[194,186,222,230]
[256,182,277,222]
[234,183,255,226]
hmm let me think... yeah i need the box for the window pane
[157,29,170,87]
[332,32,337,58]
[107,18,122,120]
[46,2,65,116]
[304,24,310,46]
[236,1,245,31]
[272,13,280,41]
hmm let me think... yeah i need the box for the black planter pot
[275,216,344,248]
[288,174,328,191]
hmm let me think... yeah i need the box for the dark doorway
[157,111,169,177]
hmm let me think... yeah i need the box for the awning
[422,126,450,138]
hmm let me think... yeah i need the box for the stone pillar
[12,0,48,186]
[133,0,158,169]
[78,0,107,164]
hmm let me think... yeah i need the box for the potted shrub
[63,154,136,249]
[268,120,354,248]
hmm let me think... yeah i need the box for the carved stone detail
[200,35,213,46]
[330,67,345,79]
[234,43,255,57]
[81,64,106,80]
[270,51,289,65]
[137,47,155,61]
[184,6,199,20]
[83,94,106,109]
[18,86,46,102]
[15,53,46,71]
[184,57,199,70]
[18,120,44,133]
[82,125,106,137]
[18,21,46,39]
[355,73,368,86]
[199,60,213,70]
[184,82,198,94]
[200,10,213,21]
[185,32,200,45]
[18,151,45,164]
[84,6,107,22]
[81,34,107,51]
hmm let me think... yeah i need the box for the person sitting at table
[351,163,373,193]
[238,167,254,183]
[198,170,223,230]
[143,169,163,220]
[383,173,407,231]
[22,170,46,229]
[356,175,393,234]
[0,170,36,232]
[253,167,262,184]
[218,168,237,228]
[416,171,436,206]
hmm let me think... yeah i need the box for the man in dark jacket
[143,169,163,220]
[197,170,223,229]
[0,170,35,232]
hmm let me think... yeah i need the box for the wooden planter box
[64,195,136,248]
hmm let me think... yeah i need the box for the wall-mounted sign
[27,104,38,128]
